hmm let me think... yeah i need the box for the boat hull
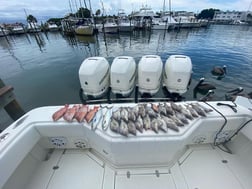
[75,25,94,35]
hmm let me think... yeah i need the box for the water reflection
[0,25,251,106]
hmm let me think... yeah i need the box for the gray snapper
[151,118,159,133]
[185,105,199,118]
[157,116,168,133]
[143,114,151,130]
[191,103,206,117]
[161,115,179,132]
[112,108,121,121]
[119,120,129,137]
[128,121,137,135]
[175,112,189,124]
[195,103,213,113]
[158,103,167,116]
[164,103,174,116]
[169,115,184,127]
[128,107,136,121]
[110,118,120,133]
[120,108,129,122]
[138,104,146,118]
[135,115,144,133]
[180,106,194,120]
[170,102,182,113]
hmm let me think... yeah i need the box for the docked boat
[47,23,59,32]
[103,18,118,34]
[118,9,134,32]
[27,22,41,33]
[131,6,156,29]
[79,57,110,98]
[1,95,252,189]
[152,15,177,30]
[110,56,136,96]
[163,55,192,95]
[10,24,26,34]
[75,19,94,36]
[138,55,163,96]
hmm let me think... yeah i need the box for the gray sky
[0,0,252,21]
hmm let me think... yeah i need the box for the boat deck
[24,144,252,189]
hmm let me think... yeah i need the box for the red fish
[63,105,79,122]
[52,104,69,121]
[85,106,99,123]
[75,104,89,122]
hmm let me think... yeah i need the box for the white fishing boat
[138,55,163,96]
[110,56,136,96]
[79,57,110,98]
[27,22,41,33]
[103,18,118,34]
[118,9,134,32]
[131,6,156,29]
[10,24,26,34]
[1,95,252,189]
[152,15,177,30]
[47,23,59,32]
[163,55,192,95]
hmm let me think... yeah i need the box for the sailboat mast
[163,0,166,16]
[169,0,171,22]
[79,0,84,18]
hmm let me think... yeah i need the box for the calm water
[1,25,252,129]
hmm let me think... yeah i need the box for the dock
[0,79,25,122]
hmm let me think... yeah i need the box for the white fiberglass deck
[19,144,252,189]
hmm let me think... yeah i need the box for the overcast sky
[1,0,252,21]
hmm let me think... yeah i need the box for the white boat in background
[0,25,10,37]
[1,94,252,189]
[152,15,177,30]
[75,19,94,36]
[10,24,26,34]
[79,57,110,98]
[163,55,192,95]
[118,9,134,32]
[103,18,118,34]
[138,55,163,96]
[27,22,41,33]
[110,56,136,96]
[47,23,59,31]
[174,15,201,28]
[131,6,156,29]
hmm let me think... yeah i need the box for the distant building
[213,10,251,23]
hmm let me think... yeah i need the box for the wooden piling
[0,78,25,121]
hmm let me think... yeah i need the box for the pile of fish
[51,102,213,137]
[52,104,99,123]
[109,102,213,136]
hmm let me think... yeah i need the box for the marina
[1,0,252,187]
[1,24,252,129]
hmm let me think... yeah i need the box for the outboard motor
[138,55,163,96]
[79,57,110,98]
[163,55,192,95]
[110,56,136,97]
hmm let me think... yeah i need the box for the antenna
[248,0,252,11]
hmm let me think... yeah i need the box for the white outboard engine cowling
[79,57,110,98]
[138,55,163,95]
[110,56,136,96]
[163,55,192,94]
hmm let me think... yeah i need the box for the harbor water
[0,25,252,129]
